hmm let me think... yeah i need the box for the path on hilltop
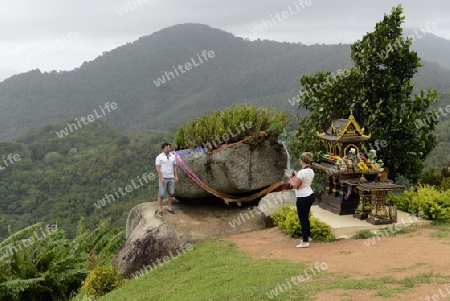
[224,226,450,300]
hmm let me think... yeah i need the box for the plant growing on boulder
[174,104,289,151]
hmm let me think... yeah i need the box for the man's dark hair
[161,142,171,149]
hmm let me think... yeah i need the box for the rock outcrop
[116,199,270,276]
[116,203,181,277]
[175,140,287,200]
[257,190,296,225]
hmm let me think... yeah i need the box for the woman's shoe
[296,242,310,248]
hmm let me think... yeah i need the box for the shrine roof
[319,134,369,142]
[317,112,371,141]
[325,119,347,135]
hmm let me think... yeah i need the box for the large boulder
[175,140,287,199]
[257,190,296,226]
[116,200,267,277]
[116,203,181,277]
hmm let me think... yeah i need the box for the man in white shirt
[155,142,179,217]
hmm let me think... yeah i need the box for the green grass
[387,262,431,274]
[71,240,447,301]
[96,240,313,301]
[389,225,418,236]
[351,225,417,240]
[375,286,411,297]
[352,229,375,239]
[429,222,450,239]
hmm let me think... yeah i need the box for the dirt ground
[225,226,450,300]
[167,199,267,243]
[167,199,450,300]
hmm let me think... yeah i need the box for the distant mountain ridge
[1,23,450,141]
[0,68,18,82]
[404,28,450,70]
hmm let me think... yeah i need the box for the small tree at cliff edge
[291,4,439,183]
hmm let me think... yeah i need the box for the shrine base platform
[311,205,432,239]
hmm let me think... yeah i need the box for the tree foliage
[291,5,439,183]
[0,219,124,301]
[0,120,167,239]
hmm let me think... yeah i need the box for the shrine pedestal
[353,188,372,220]
[350,179,394,220]
[357,183,405,225]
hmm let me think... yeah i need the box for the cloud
[0,0,449,73]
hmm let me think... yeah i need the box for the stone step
[311,205,432,239]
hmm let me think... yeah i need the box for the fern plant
[0,218,125,300]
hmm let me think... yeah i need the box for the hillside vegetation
[1,22,449,237]
[1,24,450,143]
[0,120,173,239]
[1,21,450,301]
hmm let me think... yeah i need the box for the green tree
[292,5,439,183]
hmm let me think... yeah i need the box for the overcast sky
[1,0,449,75]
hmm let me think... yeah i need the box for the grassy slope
[70,235,449,301]
[96,240,311,301]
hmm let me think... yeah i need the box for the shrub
[271,205,335,242]
[389,185,450,222]
[174,104,289,150]
[419,167,441,187]
[271,205,301,237]
[440,177,450,191]
[81,265,121,298]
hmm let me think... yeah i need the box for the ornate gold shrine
[312,113,405,224]
[312,113,371,215]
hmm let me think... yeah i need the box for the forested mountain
[1,23,450,238]
[1,23,450,142]
[0,120,175,239]
[405,29,450,71]
[0,68,18,82]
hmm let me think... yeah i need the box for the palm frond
[0,222,43,249]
